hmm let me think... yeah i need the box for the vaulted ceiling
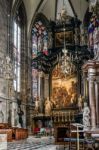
[11,0,90,74]
[12,0,89,35]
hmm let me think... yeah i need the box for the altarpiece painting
[52,64,77,109]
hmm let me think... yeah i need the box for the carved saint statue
[17,107,24,128]
[83,102,90,131]
[78,95,83,111]
[35,97,39,113]
[45,97,52,115]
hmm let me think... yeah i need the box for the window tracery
[32,20,48,102]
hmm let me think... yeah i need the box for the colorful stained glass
[32,21,48,101]
[32,21,48,58]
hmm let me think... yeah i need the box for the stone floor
[7,136,57,150]
[7,135,99,150]
[4,136,86,150]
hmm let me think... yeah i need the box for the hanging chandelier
[60,26,75,76]
[57,0,75,77]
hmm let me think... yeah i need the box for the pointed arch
[11,0,27,24]
[30,13,49,102]
[29,13,49,40]
[11,0,27,97]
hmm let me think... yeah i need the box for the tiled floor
[7,136,57,150]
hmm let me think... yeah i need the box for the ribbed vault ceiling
[12,0,88,34]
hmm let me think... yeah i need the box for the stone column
[83,74,86,98]
[83,72,88,99]
[38,72,44,113]
[44,74,49,99]
[82,59,99,130]
[88,75,96,129]
[95,80,99,127]
[38,73,41,99]
[11,102,17,127]
[86,79,89,100]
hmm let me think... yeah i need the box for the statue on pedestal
[45,97,52,115]
[83,102,90,131]
[78,95,83,111]
[17,107,24,128]
[35,97,40,113]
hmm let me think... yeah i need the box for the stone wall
[0,0,8,54]
[0,0,11,123]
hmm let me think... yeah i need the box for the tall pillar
[38,72,44,113]
[83,72,88,99]
[88,75,96,129]
[83,73,86,98]
[95,80,99,127]
[82,60,99,130]
[44,74,49,99]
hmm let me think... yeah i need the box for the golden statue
[45,97,52,115]
[78,95,83,111]
[35,97,39,113]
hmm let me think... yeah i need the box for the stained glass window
[32,21,48,101]
[32,21,48,57]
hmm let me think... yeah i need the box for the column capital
[44,74,49,79]
[88,68,96,77]
[87,75,96,82]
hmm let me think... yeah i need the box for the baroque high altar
[34,9,99,140]
[32,14,82,124]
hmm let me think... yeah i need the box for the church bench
[0,123,10,129]
[0,129,12,142]
[0,125,28,141]
[14,128,28,140]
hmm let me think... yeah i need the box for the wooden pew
[0,129,12,142]
[16,128,28,140]
[0,123,28,141]
[13,128,28,140]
